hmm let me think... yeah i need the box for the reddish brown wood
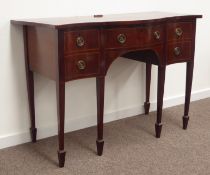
[23,26,37,143]
[167,22,195,42]
[182,21,197,130]
[64,52,100,81]
[56,31,66,167]
[155,65,166,138]
[56,80,66,167]
[12,13,202,167]
[64,29,100,54]
[141,25,164,45]
[11,12,202,29]
[57,150,66,168]
[96,77,105,156]
[104,25,164,50]
[167,41,193,64]
[27,26,58,80]
[183,60,194,129]
[104,27,139,49]
[104,44,164,74]
[144,63,152,115]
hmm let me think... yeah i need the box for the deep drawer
[65,52,100,80]
[167,41,193,63]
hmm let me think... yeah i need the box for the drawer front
[167,41,193,63]
[104,28,139,49]
[167,22,195,41]
[64,29,100,54]
[65,53,100,80]
[141,25,164,45]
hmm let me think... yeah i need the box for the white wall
[0,0,210,149]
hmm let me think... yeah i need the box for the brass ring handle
[154,31,161,40]
[76,36,85,47]
[174,47,181,56]
[77,60,86,70]
[175,28,183,37]
[117,33,126,44]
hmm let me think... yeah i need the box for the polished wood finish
[104,44,164,74]
[96,77,105,156]
[167,41,193,63]
[11,12,202,167]
[144,63,151,115]
[27,26,58,80]
[56,80,65,167]
[156,65,166,138]
[65,52,100,80]
[183,59,194,129]
[104,27,139,49]
[141,25,164,45]
[56,31,66,167]
[167,22,195,41]
[64,29,100,54]
[11,12,202,29]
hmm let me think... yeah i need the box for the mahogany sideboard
[11,12,202,167]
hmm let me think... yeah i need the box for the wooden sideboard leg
[23,26,37,143]
[144,63,152,115]
[183,61,194,130]
[155,65,166,138]
[56,80,66,167]
[96,77,105,156]
[27,72,37,143]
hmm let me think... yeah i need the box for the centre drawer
[65,52,100,80]
[141,25,164,45]
[104,28,139,49]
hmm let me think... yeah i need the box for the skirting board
[0,88,210,149]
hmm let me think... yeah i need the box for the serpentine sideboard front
[11,12,202,167]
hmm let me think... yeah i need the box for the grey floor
[1,98,210,175]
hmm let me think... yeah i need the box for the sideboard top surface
[11,11,202,29]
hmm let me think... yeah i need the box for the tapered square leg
[183,116,189,130]
[57,150,66,168]
[23,27,37,143]
[155,65,166,138]
[96,140,104,156]
[144,63,152,115]
[96,77,105,156]
[183,61,194,130]
[144,102,150,115]
[30,127,37,143]
[56,80,66,167]
[155,123,162,138]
